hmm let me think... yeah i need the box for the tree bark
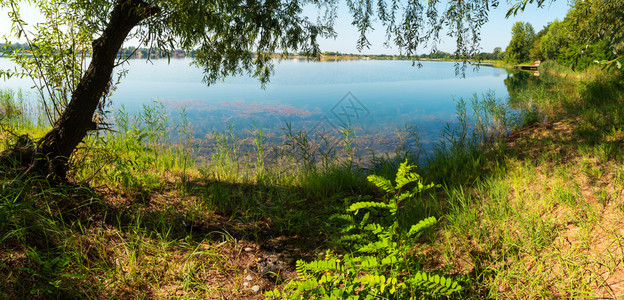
[20,0,159,179]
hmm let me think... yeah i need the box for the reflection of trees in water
[504,70,541,108]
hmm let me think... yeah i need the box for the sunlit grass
[429,68,624,298]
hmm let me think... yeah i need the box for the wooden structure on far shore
[514,60,541,70]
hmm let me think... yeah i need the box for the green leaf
[410,271,463,295]
[367,175,394,193]
[347,201,393,214]
[407,216,437,238]
[394,160,421,190]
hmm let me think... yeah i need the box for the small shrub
[266,161,461,299]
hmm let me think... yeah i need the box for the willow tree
[0,0,501,179]
[565,0,624,68]
[511,0,624,68]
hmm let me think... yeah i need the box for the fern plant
[266,161,462,299]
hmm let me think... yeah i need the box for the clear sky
[0,0,571,55]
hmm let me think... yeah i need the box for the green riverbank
[1,62,623,298]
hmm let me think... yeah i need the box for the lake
[0,57,519,156]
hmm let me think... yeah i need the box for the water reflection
[504,69,542,108]
[1,58,529,158]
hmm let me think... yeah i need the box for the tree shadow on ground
[0,164,375,298]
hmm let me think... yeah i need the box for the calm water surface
[0,58,516,153]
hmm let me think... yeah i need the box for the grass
[0,89,48,149]
[1,64,624,298]
[426,68,624,298]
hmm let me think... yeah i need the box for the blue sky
[1,0,570,55]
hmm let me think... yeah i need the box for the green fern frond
[330,288,348,299]
[357,274,387,292]
[338,233,368,243]
[366,175,395,193]
[264,289,282,298]
[363,223,384,234]
[359,256,380,268]
[358,240,394,254]
[296,260,312,280]
[329,213,354,223]
[337,224,358,234]
[347,201,394,214]
[394,160,419,189]
[295,278,320,293]
[269,162,456,299]
[397,191,415,203]
[360,211,370,225]
[380,254,402,266]
[306,258,345,273]
[406,216,437,238]
[410,272,462,295]
[318,273,335,284]
[412,181,437,193]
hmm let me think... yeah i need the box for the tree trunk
[21,0,159,179]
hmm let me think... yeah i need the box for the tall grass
[424,91,522,185]
[72,100,198,197]
[430,68,624,298]
[77,91,528,215]
[0,89,47,149]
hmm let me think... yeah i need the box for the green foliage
[511,0,624,70]
[528,23,551,61]
[535,18,611,70]
[208,122,242,182]
[17,249,82,297]
[266,161,460,299]
[0,170,104,298]
[565,0,624,69]
[505,22,536,63]
[539,20,568,62]
[71,101,197,197]
[1,0,100,125]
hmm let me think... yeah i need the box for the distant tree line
[0,43,194,59]
[419,51,454,59]
[471,48,504,61]
[0,42,31,53]
[2,43,502,62]
[118,47,193,59]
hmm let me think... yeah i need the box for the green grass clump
[0,89,48,150]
